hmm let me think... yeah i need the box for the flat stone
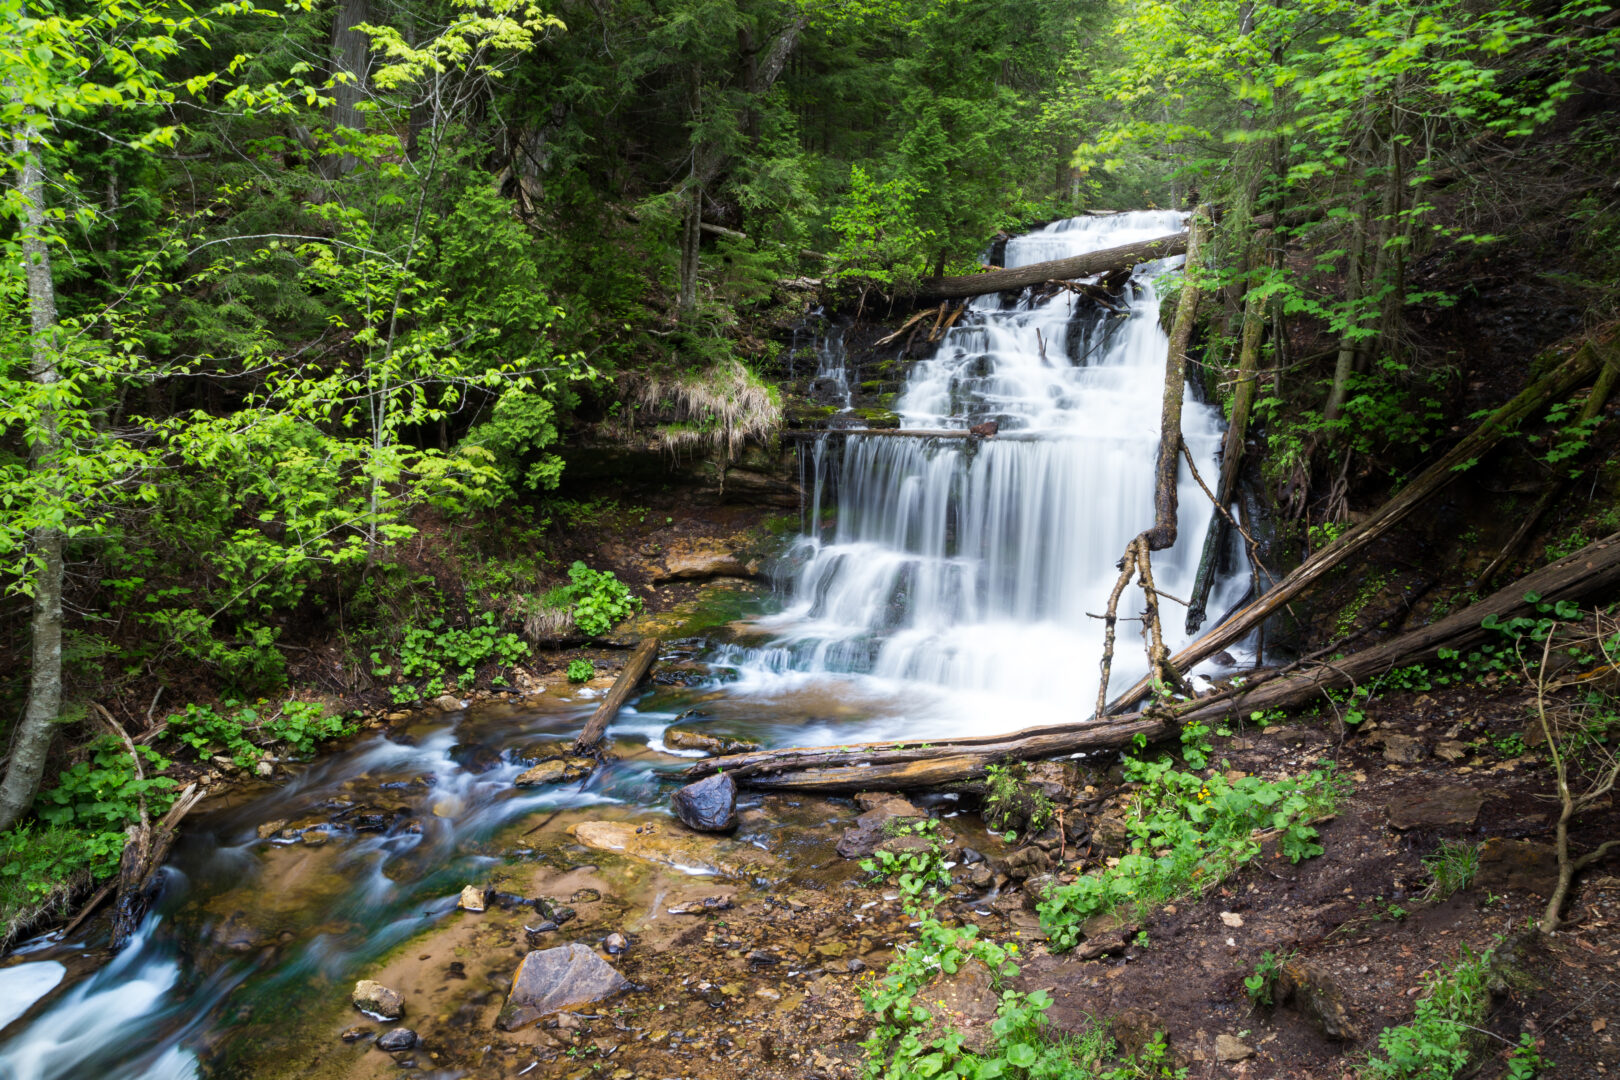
[662,728,762,756]
[1475,838,1559,897]
[515,758,594,787]
[1385,785,1484,829]
[352,979,405,1019]
[458,885,486,912]
[1382,734,1427,764]
[256,819,287,840]
[1214,1034,1253,1062]
[340,1026,373,1043]
[1278,960,1357,1040]
[570,820,774,878]
[375,1027,417,1051]
[496,944,632,1031]
[670,773,739,832]
[836,797,927,858]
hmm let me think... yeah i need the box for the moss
[855,407,901,428]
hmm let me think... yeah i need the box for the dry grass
[620,358,781,462]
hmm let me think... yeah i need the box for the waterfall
[722,211,1249,737]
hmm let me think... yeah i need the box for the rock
[1382,734,1427,764]
[1278,960,1358,1040]
[1214,1034,1253,1062]
[515,758,595,787]
[1434,740,1470,762]
[604,933,628,956]
[1385,784,1483,829]
[1219,911,1244,928]
[1112,1008,1171,1060]
[433,694,463,712]
[1023,761,1085,803]
[496,944,633,1031]
[340,1026,373,1043]
[375,1027,417,1051]
[1475,838,1559,897]
[1092,810,1131,856]
[670,773,739,832]
[662,728,762,756]
[652,548,756,583]
[1003,845,1054,880]
[836,798,927,858]
[1021,873,1059,908]
[570,820,773,878]
[458,885,487,912]
[918,959,999,1053]
[964,863,996,889]
[352,980,405,1020]
[256,819,288,840]
[875,834,935,859]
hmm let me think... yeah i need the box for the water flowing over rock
[496,944,633,1031]
[714,212,1247,735]
[670,773,739,832]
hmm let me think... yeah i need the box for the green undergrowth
[1362,941,1550,1080]
[1037,755,1345,952]
[858,823,1189,1079]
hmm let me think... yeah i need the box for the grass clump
[1038,756,1345,952]
[1421,840,1480,900]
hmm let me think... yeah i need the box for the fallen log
[912,232,1188,302]
[1107,336,1618,714]
[573,637,660,753]
[111,781,205,951]
[681,531,1620,791]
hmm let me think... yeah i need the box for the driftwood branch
[911,232,1188,302]
[681,531,1620,792]
[1107,336,1618,714]
[573,637,660,753]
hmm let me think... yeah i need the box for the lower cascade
[721,210,1248,737]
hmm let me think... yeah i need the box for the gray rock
[352,979,404,1019]
[1385,785,1483,829]
[670,773,739,833]
[496,943,633,1031]
[604,932,629,956]
[375,1027,417,1051]
[433,694,463,712]
[836,797,926,858]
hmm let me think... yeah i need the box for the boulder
[496,944,633,1031]
[433,694,464,712]
[836,797,926,858]
[375,1027,417,1051]
[1475,838,1559,897]
[670,773,739,832]
[352,980,405,1020]
[1385,785,1483,830]
[1278,960,1357,1040]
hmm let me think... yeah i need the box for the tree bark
[323,0,370,178]
[0,120,65,834]
[1322,205,1369,425]
[1145,207,1208,550]
[910,233,1187,302]
[682,530,1620,792]
[573,638,661,753]
[1106,336,1618,714]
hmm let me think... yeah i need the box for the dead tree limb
[573,637,660,753]
[681,531,1620,792]
[1107,337,1618,714]
[911,233,1188,303]
[110,781,204,951]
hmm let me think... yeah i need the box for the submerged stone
[375,1027,417,1051]
[670,773,739,832]
[496,944,633,1031]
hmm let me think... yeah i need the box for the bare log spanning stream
[910,231,1188,301]
[683,531,1620,791]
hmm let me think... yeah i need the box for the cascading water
[719,210,1248,738]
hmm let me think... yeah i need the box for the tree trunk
[573,638,661,753]
[1144,207,1208,550]
[910,232,1188,302]
[678,174,702,317]
[0,121,65,834]
[1107,336,1618,714]
[323,0,370,178]
[1322,205,1368,424]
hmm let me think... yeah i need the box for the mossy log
[682,530,1620,791]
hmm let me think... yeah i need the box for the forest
[1,0,1618,1077]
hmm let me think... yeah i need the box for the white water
[721,211,1248,736]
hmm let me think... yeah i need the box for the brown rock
[458,885,487,912]
[1385,785,1484,830]
[652,549,755,583]
[496,944,632,1031]
[1214,1034,1253,1062]
[1475,838,1559,897]
[352,979,405,1019]
[433,694,464,712]
[1092,811,1131,856]
[662,728,762,756]
[836,798,926,859]
[1278,960,1358,1040]
[1003,845,1054,880]
[256,819,288,840]
[1383,734,1427,763]
[1434,740,1470,762]
[515,758,594,787]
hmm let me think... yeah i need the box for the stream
[0,211,1247,1079]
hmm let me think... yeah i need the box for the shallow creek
[0,211,1244,1078]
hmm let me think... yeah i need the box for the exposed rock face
[1278,960,1358,1039]
[352,980,405,1019]
[1475,838,1559,897]
[496,944,633,1031]
[670,773,739,832]
[514,757,594,787]
[1385,785,1483,829]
